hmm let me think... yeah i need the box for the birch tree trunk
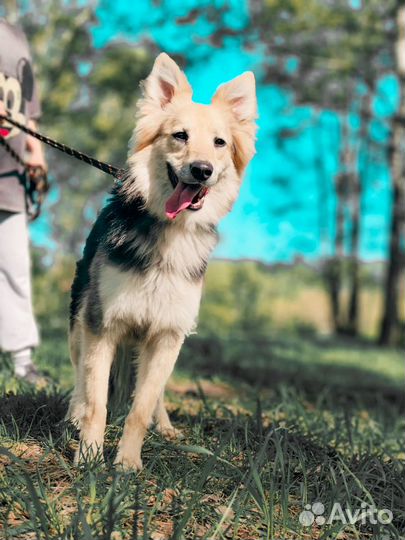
[327,114,351,333]
[347,93,372,336]
[346,173,360,335]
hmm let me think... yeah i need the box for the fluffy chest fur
[99,263,203,337]
[99,220,218,336]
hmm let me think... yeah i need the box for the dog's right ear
[131,54,192,153]
[212,72,257,175]
[143,53,192,108]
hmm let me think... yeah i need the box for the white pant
[0,210,39,352]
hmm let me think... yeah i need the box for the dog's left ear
[212,72,257,123]
[143,53,192,108]
[213,72,257,174]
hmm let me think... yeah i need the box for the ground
[0,331,403,540]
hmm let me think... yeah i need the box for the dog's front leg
[74,327,115,464]
[115,330,184,471]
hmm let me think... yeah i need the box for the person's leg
[0,210,40,377]
[13,346,33,376]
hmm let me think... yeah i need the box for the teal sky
[31,0,397,262]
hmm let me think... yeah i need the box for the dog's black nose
[190,161,213,182]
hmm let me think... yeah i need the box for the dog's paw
[114,451,143,472]
[156,425,184,441]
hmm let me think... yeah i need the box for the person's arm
[25,120,47,171]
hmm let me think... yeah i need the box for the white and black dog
[68,53,257,470]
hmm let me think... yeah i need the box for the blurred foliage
[253,0,397,107]
[32,251,73,339]
[199,260,398,339]
[199,262,271,338]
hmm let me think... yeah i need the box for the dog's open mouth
[0,127,10,137]
[165,163,209,220]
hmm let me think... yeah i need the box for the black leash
[0,113,125,180]
[0,132,27,169]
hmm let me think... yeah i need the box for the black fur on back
[69,186,165,329]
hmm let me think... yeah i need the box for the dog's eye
[214,137,226,147]
[172,131,188,142]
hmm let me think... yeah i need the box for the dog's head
[126,53,257,226]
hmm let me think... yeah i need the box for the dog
[67,53,257,470]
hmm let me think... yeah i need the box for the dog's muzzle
[165,162,209,220]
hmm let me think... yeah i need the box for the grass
[0,331,404,540]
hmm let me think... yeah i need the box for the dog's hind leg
[115,331,184,471]
[154,390,183,440]
[74,326,116,464]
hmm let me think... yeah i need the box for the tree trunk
[379,3,405,345]
[327,115,351,333]
[347,176,360,335]
[332,174,345,331]
[347,93,372,336]
[314,116,340,332]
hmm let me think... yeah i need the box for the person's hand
[27,164,49,194]
[26,148,48,172]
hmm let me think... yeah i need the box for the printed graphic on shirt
[0,57,34,139]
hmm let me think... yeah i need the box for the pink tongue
[165,182,201,220]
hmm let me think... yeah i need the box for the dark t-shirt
[0,19,41,212]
